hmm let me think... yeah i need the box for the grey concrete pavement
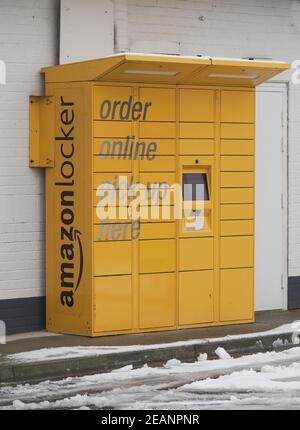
[1,309,300,384]
[2,309,300,354]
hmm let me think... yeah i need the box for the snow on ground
[5,321,300,363]
[215,347,232,360]
[1,346,300,410]
[180,364,300,393]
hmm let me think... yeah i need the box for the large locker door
[255,85,287,311]
[219,89,255,322]
[178,89,215,326]
[138,87,176,330]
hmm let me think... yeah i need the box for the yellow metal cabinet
[139,239,176,273]
[220,188,254,204]
[94,138,176,156]
[137,190,176,207]
[139,172,176,188]
[220,268,254,321]
[179,270,214,325]
[220,236,254,269]
[93,156,132,172]
[220,156,254,171]
[30,53,288,335]
[94,241,132,276]
[139,273,176,328]
[179,89,215,122]
[93,222,134,242]
[139,88,175,122]
[140,155,176,172]
[220,220,254,236]
[179,238,214,271]
[136,208,177,223]
[93,173,135,190]
[221,91,254,123]
[93,208,132,224]
[220,139,254,155]
[221,123,255,139]
[179,123,214,139]
[220,204,254,220]
[93,191,130,207]
[141,139,176,155]
[93,86,133,119]
[179,139,214,155]
[221,172,254,188]
[139,122,176,138]
[94,275,132,332]
[94,120,132,137]
[140,222,175,240]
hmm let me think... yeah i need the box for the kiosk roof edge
[41,53,289,86]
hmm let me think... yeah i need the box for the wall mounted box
[29,54,288,336]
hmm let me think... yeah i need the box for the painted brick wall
[1,0,300,333]
[0,0,59,303]
[113,0,300,278]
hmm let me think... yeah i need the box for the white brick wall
[113,0,300,277]
[0,0,59,299]
[1,0,300,305]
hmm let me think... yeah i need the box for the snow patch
[273,338,284,347]
[215,347,232,360]
[2,347,300,410]
[112,365,133,373]
[6,321,300,364]
[292,324,300,345]
[197,353,208,362]
[180,363,300,394]
[164,359,181,369]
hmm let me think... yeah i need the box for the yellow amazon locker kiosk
[29,54,289,336]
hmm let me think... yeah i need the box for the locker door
[139,273,176,329]
[179,270,214,325]
[255,85,287,310]
[219,89,255,322]
[138,87,177,330]
[177,105,215,325]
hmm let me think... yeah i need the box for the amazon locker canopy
[30,54,289,336]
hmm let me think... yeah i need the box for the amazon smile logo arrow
[74,229,83,292]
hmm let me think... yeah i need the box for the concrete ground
[1,309,300,384]
[2,309,300,355]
